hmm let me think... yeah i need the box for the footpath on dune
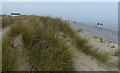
[65,37,108,71]
[2,27,109,71]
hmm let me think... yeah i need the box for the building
[11,12,20,17]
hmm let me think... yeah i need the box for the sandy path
[73,51,107,71]
[77,31,118,71]
[1,27,10,37]
[2,26,32,71]
[13,35,32,71]
[0,27,10,71]
[66,40,108,71]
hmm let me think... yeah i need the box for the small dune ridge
[2,15,118,71]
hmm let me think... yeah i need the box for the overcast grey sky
[2,2,118,26]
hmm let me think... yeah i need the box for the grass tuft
[2,32,21,71]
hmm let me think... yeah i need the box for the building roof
[11,12,20,15]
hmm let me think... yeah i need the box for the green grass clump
[114,50,119,56]
[100,38,103,43]
[2,32,20,71]
[83,46,109,62]
[2,16,29,28]
[73,36,88,50]
[0,39,1,71]
[9,22,23,37]
[2,18,15,28]
[77,29,84,32]
[93,36,99,39]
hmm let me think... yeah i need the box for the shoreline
[76,25,118,71]
[70,21,118,44]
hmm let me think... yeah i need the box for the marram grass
[2,15,110,71]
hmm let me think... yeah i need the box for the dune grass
[2,32,21,71]
[2,16,28,28]
[0,39,1,71]
[70,32,109,63]
[83,46,109,62]
[20,17,74,71]
[2,17,16,28]
[2,16,74,71]
[2,15,111,71]
[77,29,84,32]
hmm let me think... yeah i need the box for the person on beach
[97,23,104,26]
[100,23,103,26]
[97,23,99,25]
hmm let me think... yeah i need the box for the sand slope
[65,38,107,71]
[76,31,118,71]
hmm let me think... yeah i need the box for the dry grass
[2,15,111,71]
[2,32,21,71]
[2,16,74,71]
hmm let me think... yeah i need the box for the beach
[69,21,118,71]
[70,21,118,44]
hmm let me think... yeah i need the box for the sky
[2,2,118,23]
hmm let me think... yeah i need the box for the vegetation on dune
[2,18,15,28]
[114,50,119,56]
[2,32,21,71]
[2,16,28,28]
[2,15,111,71]
[2,16,74,71]
[77,29,84,32]
[83,46,109,62]
[21,20,74,71]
